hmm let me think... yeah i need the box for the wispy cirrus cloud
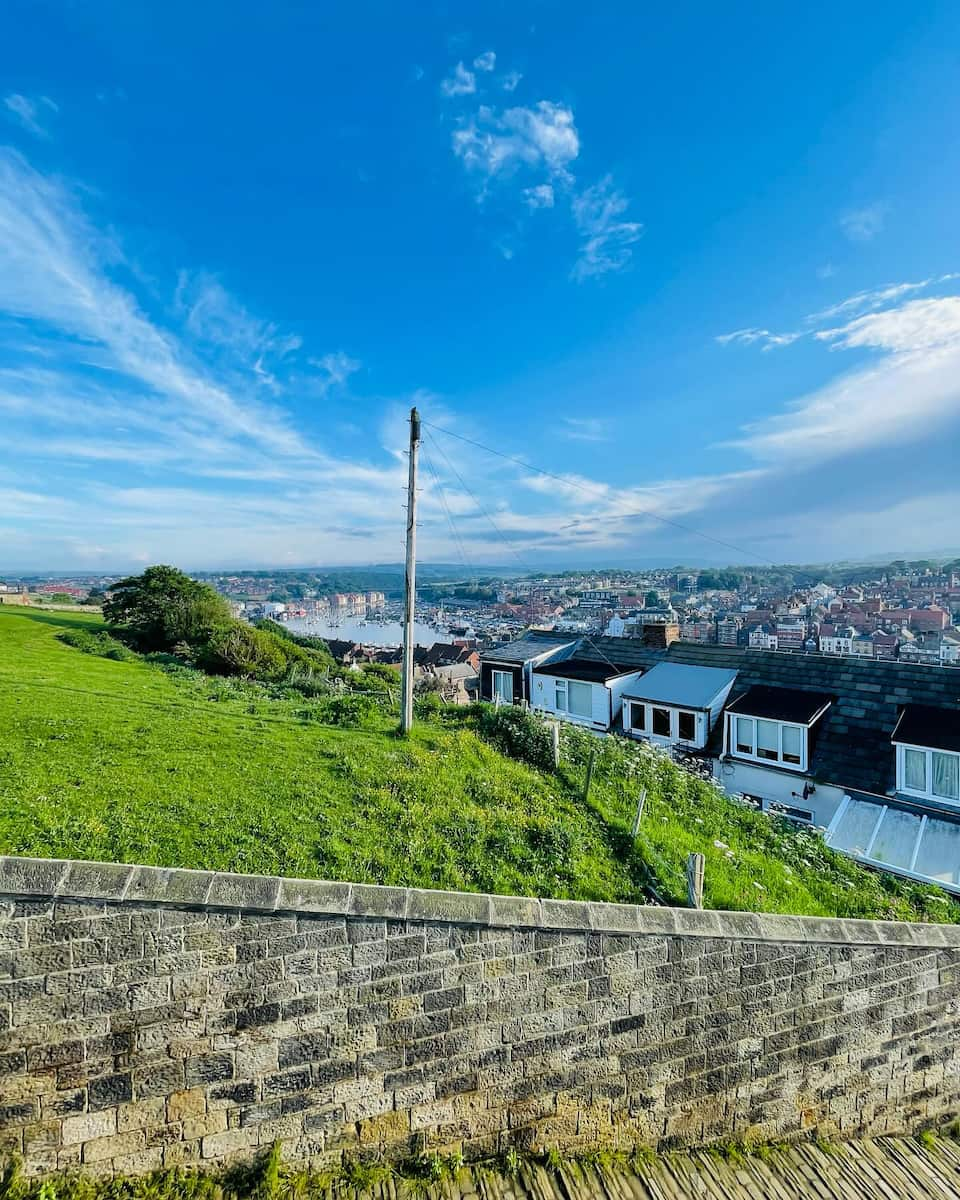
[840,203,885,242]
[4,93,57,138]
[473,51,496,72]
[727,290,960,463]
[715,328,801,350]
[559,417,610,442]
[570,177,643,281]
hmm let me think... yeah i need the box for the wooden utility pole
[400,406,421,735]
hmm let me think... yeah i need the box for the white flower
[752,882,765,891]
[713,840,728,850]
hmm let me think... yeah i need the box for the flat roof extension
[621,662,738,709]
[726,684,833,726]
[534,657,639,683]
[892,704,960,754]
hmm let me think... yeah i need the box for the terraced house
[480,632,960,896]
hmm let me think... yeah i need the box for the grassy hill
[0,606,955,924]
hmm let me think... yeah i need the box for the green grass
[0,606,956,923]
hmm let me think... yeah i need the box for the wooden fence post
[686,852,705,909]
[631,788,647,837]
[582,749,596,803]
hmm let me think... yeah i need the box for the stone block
[277,878,352,916]
[59,862,134,902]
[61,1109,117,1146]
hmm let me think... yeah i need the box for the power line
[421,419,778,568]
[421,446,473,580]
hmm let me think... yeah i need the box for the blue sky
[2,1,960,571]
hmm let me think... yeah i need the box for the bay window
[623,702,703,747]
[729,715,808,771]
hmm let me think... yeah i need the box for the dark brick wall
[0,858,958,1176]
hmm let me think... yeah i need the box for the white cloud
[817,296,960,353]
[308,351,361,384]
[840,203,885,242]
[473,51,496,72]
[452,100,579,182]
[559,417,609,441]
[501,71,522,92]
[523,183,554,210]
[715,328,801,350]
[440,62,476,97]
[809,275,959,322]
[4,94,57,138]
[570,176,642,281]
[729,294,960,464]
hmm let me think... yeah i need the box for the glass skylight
[825,797,960,894]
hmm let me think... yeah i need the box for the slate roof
[574,637,960,796]
[727,685,833,725]
[482,632,576,664]
[892,704,960,754]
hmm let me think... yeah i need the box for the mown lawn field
[0,606,956,923]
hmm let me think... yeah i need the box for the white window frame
[491,669,514,704]
[896,742,960,806]
[727,714,808,772]
[554,677,593,721]
[623,702,703,747]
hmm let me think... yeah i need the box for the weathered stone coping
[1,854,958,949]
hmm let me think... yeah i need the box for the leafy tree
[644,590,659,607]
[86,588,108,605]
[103,565,232,651]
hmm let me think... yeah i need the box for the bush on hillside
[57,628,140,662]
[196,622,290,680]
[473,704,556,772]
[103,565,232,651]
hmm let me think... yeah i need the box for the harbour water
[285,615,447,648]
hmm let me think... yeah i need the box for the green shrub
[475,705,556,772]
[197,622,289,680]
[57,628,139,662]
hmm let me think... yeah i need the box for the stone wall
[0,856,958,1177]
